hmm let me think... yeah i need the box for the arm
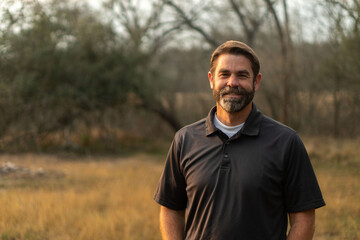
[160,206,186,240]
[287,209,315,240]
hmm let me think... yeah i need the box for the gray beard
[213,85,254,113]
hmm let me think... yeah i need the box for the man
[154,40,325,240]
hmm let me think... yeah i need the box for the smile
[223,94,242,98]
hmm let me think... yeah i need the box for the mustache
[220,86,250,96]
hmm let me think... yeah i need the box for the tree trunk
[264,0,292,125]
[141,101,182,133]
[333,85,341,138]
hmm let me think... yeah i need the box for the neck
[216,102,253,126]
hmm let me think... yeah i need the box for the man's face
[208,54,261,113]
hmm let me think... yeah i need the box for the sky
[1,0,332,43]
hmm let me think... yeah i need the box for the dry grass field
[0,137,359,240]
[305,137,360,240]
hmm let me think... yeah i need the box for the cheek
[214,79,227,89]
[241,81,254,90]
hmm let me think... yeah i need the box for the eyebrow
[218,69,251,75]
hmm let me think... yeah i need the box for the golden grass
[314,170,360,240]
[0,137,359,239]
[305,137,360,240]
[0,154,163,240]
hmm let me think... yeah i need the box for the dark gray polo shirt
[154,104,325,240]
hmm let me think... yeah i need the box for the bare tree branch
[327,0,360,32]
[320,0,360,34]
[229,0,251,37]
[328,0,358,19]
[264,0,285,54]
[163,0,219,47]
[228,0,269,46]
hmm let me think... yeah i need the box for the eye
[238,74,249,79]
[219,73,230,78]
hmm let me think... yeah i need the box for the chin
[220,100,251,113]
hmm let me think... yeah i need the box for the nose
[227,74,238,87]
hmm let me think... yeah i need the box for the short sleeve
[154,135,188,210]
[283,134,325,213]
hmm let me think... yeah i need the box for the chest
[180,137,287,198]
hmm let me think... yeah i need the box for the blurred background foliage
[0,0,359,153]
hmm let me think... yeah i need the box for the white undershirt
[214,114,244,138]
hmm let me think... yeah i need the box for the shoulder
[175,117,207,141]
[169,118,208,157]
[261,115,297,136]
[257,114,305,151]
[259,115,309,159]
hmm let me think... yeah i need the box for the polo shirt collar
[205,106,218,136]
[241,103,262,136]
[205,103,263,137]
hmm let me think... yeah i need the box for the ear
[254,73,262,92]
[208,71,214,90]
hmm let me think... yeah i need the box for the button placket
[221,142,231,169]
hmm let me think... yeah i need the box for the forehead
[215,54,253,74]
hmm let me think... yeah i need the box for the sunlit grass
[0,154,163,240]
[306,137,360,240]
[314,170,360,240]
[0,137,359,239]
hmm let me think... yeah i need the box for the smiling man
[154,40,325,240]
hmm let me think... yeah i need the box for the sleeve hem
[153,195,187,211]
[287,199,326,213]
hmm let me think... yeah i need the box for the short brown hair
[210,40,260,77]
